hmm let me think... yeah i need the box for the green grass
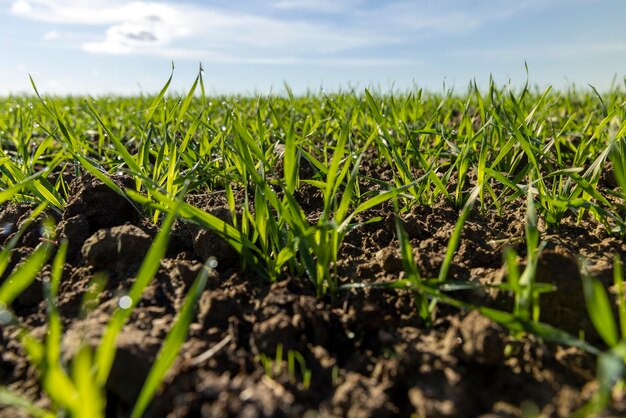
[1,70,626,415]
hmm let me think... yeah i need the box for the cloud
[11,0,31,14]
[83,12,189,55]
[11,0,395,59]
[10,0,174,25]
[271,0,362,13]
[350,0,553,34]
[449,41,626,61]
[42,29,60,40]
[9,0,549,64]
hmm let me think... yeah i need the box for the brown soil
[1,173,626,417]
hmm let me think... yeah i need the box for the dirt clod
[81,224,152,272]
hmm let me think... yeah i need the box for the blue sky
[1,0,625,95]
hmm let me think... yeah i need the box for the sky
[0,0,625,96]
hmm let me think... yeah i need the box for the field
[1,70,626,417]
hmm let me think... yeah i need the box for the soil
[1,171,626,417]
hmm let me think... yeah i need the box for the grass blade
[145,62,174,123]
[0,387,54,418]
[438,186,479,282]
[0,242,53,307]
[72,346,104,418]
[95,198,180,385]
[131,261,212,418]
[614,255,626,340]
[581,263,619,347]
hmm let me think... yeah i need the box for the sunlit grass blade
[0,170,46,205]
[581,262,619,347]
[0,387,54,418]
[477,306,599,354]
[588,83,608,117]
[41,367,79,412]
[145,62,174,123]
[94,198,181,385]
[72,346,104,418]
[437,185,480,282]
[283,125,297,193]
[130,188,260,261]
[338,179,423,232]
[0,242,53,307]
[525,183,539,259]
[131,261,212,418]
[86,101,143,174]
[44,238,67,368]
[524,86,552,124]
[174,64,202,132]
[516,187,545,321]
[179,111,203,155]
[30,177,64,210]
[0,201,48,277]
[575,349,625,417]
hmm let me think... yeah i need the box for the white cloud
[10,0,31,14]
[10,0,175,25]
[8,0,549,64]
[10,0,396,60]
[42,29,59,40]
[271,0,361,13]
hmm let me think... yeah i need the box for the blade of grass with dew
[0,170,46,205]
[179,111,204,156]
[165,137,179,196]
[1,163,64,211]
[144,62,174,123]
[131,261,212,418]
[173,64,202,134]
[85,102,143,175]
[28,75,73,148]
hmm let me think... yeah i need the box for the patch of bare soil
[1,173,626,417]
